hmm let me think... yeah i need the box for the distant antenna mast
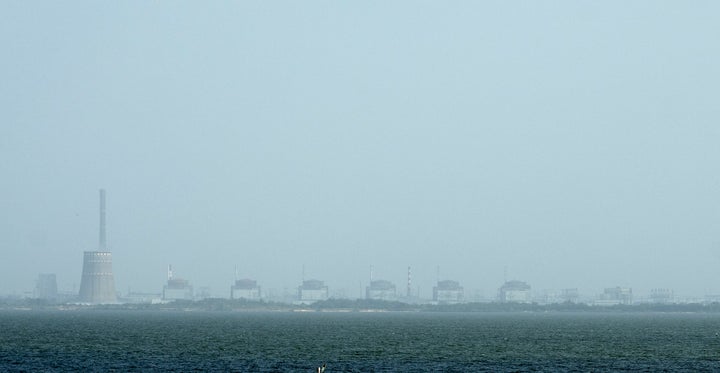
[436,265,440,283]
[168,265,173,281]
[503,265,507,284]
[407,266,412,297]
[370,265,374,282]
[302,264,305,282]
[99,189,106,250]
[234,265,238,282]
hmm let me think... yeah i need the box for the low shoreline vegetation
[4,297,720,313]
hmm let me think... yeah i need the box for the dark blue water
[1,310,719,372]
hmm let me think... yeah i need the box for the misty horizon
[2,2,719,300]
[10,187,719,302]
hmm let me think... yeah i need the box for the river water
[1,310,719,371]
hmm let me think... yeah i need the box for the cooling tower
[78,251,117,303]
[78,189,117,303]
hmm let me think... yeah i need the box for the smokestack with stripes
[78,189,117,303]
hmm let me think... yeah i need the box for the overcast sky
[1,1,718,299]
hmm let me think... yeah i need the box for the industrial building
[650,288,674,304]
[78,189,117,304]
[433,280,464,304]
[35,273,58,301]
[535,290,559,305]
[366,280,396,301]
[560,288,580,303]
[595,286,632,306]
[297,279,329,303]
[163,265,194,301]
[123,292,163,304]
[231,279,261,300]
[498,280,532,303]
[196,287,212,300]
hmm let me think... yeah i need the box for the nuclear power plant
[78,189,117,303]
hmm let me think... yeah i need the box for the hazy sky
[1,1,718,299]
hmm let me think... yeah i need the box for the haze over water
[1,2,719,299]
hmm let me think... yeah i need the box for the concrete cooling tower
[78,189,117,303]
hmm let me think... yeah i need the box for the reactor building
[163,265,194,301]
[231,279,261,300]
[297,279,329,303]
[230,266,261,300]
[366,280,397,301]
[498,280,532,303]
[433,280,464,304]
[78,189,117,304]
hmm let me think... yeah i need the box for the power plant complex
[78,189,117,304]
[24,190,671,306]
[12,190,706,307]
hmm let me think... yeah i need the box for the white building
[366,280,396,301]
[297,279,329,303]
[163,278,193,301]
[162,265,193,301]
[595,287,632,306]
[231,279,261,300]
[649,288,674,304]
[433,280,464,304]
[123,292,163,304]
[498,280,532,303]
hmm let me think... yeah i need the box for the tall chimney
[78,189,116,303]
[99,189,106,250]
[407,266,412,297]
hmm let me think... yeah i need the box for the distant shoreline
[4,298,720,314]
